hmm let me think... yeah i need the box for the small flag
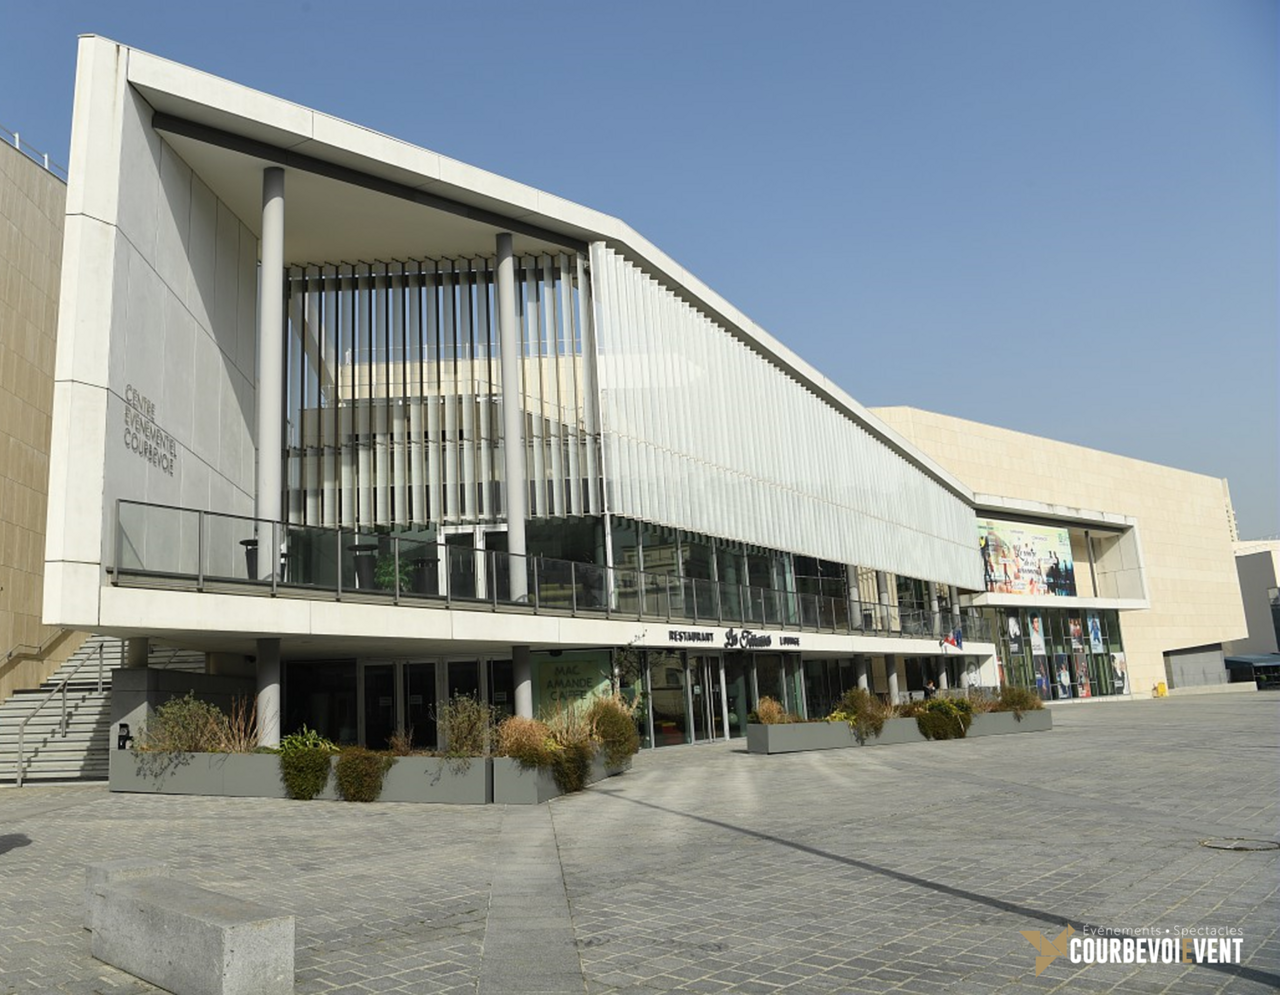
[944,627,963,650]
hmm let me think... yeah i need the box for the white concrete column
[255,638,281,747]
[513,645,533,718]
[950,585,962,625]
[855,656,869,690]
[886,654,900,704]
[125,637,149,669]
[937,659,949,690]
[876,571,892,631]
[496,233,528,601]
[930,583,942,638]
[256,167,285,532]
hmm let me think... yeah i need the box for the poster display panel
[978,518,1076,596]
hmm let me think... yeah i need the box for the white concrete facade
[44,37,985,662]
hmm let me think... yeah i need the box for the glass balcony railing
[111,500,992,642]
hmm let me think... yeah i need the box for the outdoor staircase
[0,636,206,784]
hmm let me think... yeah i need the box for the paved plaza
[0,695,1277,994]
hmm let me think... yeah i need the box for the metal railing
[0,124,68,181]
[111,499,992,642]
[4,627,70,664]
[15,639,115,788]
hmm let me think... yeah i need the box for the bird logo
[1020,924,1075,975]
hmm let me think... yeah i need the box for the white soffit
[974,494,1136,532]
[109,36,972,502]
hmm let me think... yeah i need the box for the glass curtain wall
[991,607,1126,699]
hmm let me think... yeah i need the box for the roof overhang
[98,35,975,505]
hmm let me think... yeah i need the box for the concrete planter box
[876,717,930,746]
[493,753,630,805]
[378,757,491,804]
[110,751,286,797]
[747,709,1051,754]
[111,753,494,804]
[969,709,1053,737]
[747,722,856,755]
[587,753,630,785]
[492,757,562,805]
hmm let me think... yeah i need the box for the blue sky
[5,0,1276,537]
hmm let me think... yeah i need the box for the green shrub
[828,687,891,743]
[550,739,594,793]
[335,747,394,802]
[438,695,498,759]
[374,552,412,591]
[277,725,338,800]
[997,684,1044,718]
[497,716,555,769]
[914,697,974,740]
[748,696,798,725]
[544,705,596,793]
[585,695,640,768]
[135,692,226,754]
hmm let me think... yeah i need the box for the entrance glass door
[689,657,709,742]
[403,662,437,750]
[648,652,689,746]
[362,663,397,751]
[692,656,724,741]
[447,660,480,700]
[724,654,750,738]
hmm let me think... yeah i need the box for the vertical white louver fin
[283,254,597,533]
[590,245,979,590]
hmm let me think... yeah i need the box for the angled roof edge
[86,34,974,504]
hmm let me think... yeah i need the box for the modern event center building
[38,38,1247,753]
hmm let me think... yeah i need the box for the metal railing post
[97,642,104,693]
[113,499,122,585]
[446,546,453,607]
[664,574,672,622]
[571,562,578,615]
[197,511,205,591]
[605,568,613,619]
[532,558,540,611]
[490,551,499,609]
[270,520,278,597]
[15,726,23,788]
[59,677,67,737]
[335,530,343,601]
[394,536,401,605]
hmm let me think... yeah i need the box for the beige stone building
[0,137,81,702]
[873,406,1247,694]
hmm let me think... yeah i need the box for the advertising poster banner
[1112,652,1129,695]
[1069,617,1084,651]
[1033,655,1050,698]
[1054,654,1073,699]
[1028,611,1047,655]
[1074,652,1091,697]
[1087,612,1104,653]
[978,518,1077,596]
[1007,615,1023,654]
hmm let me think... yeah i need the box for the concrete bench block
[85,857,170,930]
[86,862,294,995]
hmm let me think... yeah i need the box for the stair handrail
[4,627,70,663]
[15,638,121,788]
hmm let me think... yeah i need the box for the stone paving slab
[0,695,1276,994]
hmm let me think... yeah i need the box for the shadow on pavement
[593,788,1280,989]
